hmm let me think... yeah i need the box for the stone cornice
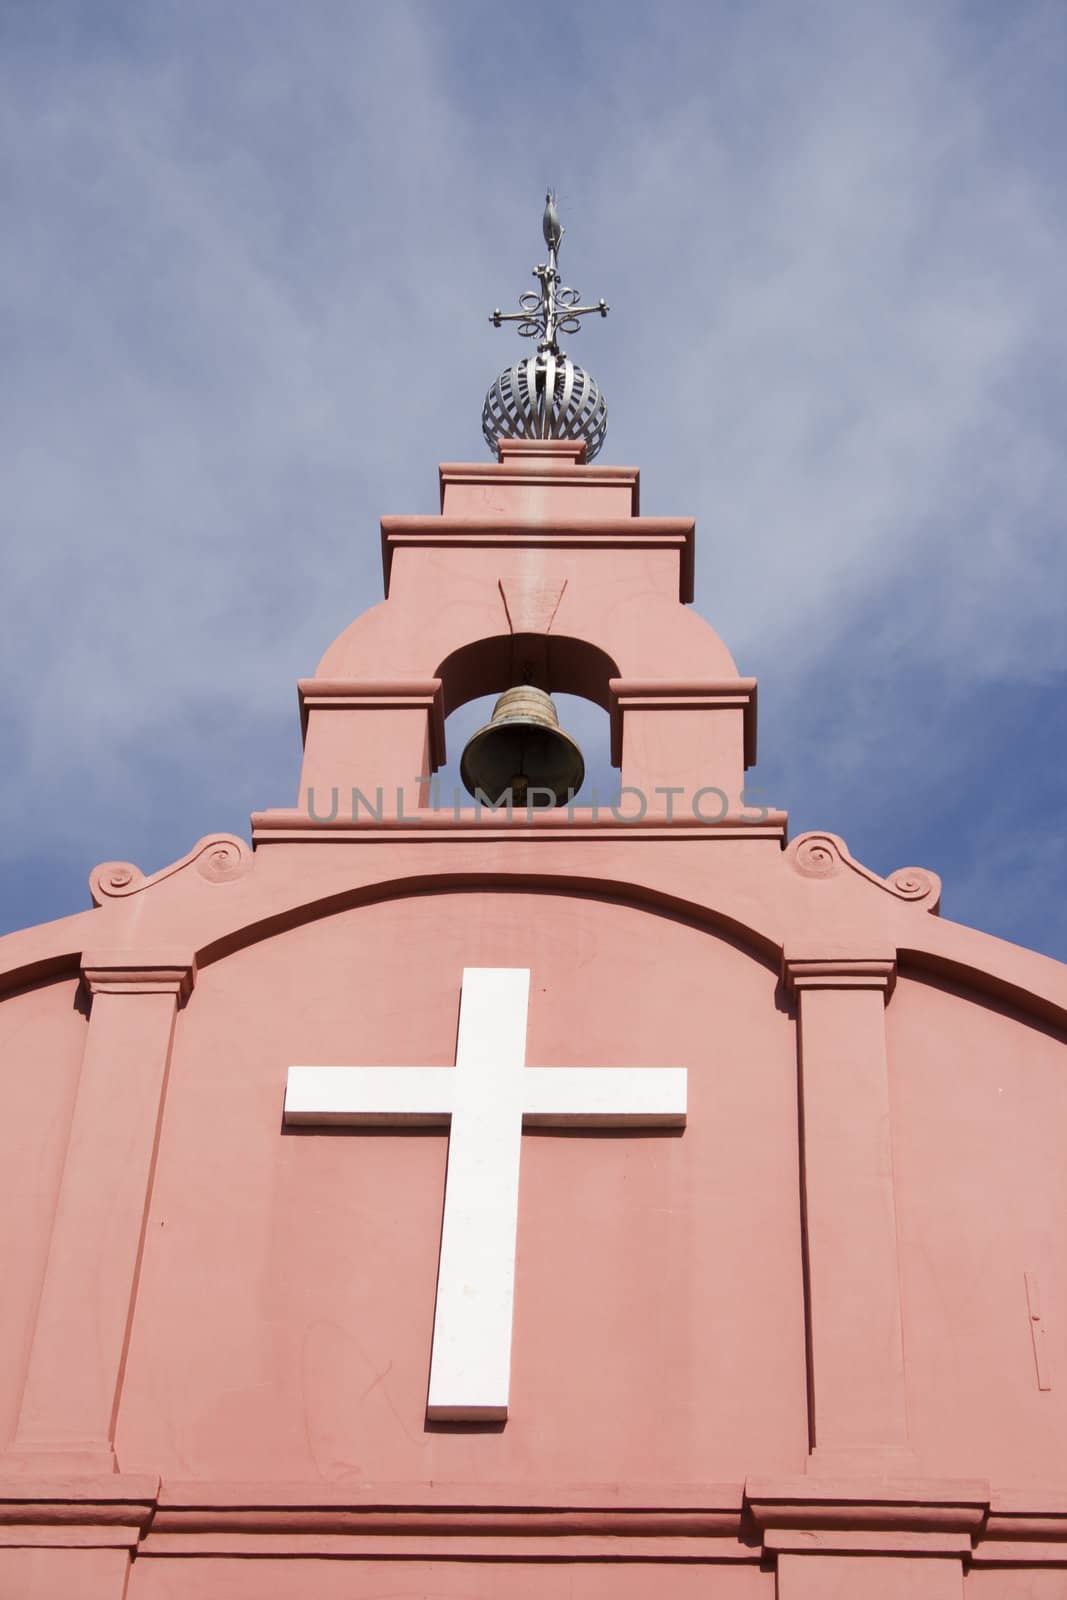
[251,809,789,845]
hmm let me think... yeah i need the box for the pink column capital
[81,950,197,1000]
[783,955,897,997]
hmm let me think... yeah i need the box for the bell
[460,685,585,808]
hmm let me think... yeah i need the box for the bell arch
[434,634,621,717]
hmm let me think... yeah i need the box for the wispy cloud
[2,1,1065,955]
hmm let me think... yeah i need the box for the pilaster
[783,953,913,1473]
[6,953,194,1474]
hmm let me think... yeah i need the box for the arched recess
[194,870,783,977]
[117,877,808,1484]
[435,634,621,717]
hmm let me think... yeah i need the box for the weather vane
[481,193,611,461]
[489,192,609,354]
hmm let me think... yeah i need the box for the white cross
[284,967,687,1421]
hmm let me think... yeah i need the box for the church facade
[2,210,1066,1597]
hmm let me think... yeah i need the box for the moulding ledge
[146,1476,754,1561]
[782,955,897,997]
[137,1531,756,1561]
[764,1529,971,1555]
[2,1475,1067,1568]
[380,516,695,602]
[148,1506,745,1539]
[250,810,790,846]
[0,1471,158,1548]
[745,1476,989,1535]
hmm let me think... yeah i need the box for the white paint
[284,967,687,1421]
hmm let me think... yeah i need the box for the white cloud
[1,0,1064,950]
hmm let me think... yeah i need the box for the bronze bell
[460,685,585,808]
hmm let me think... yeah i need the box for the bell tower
[269,423,759,832]
[272,197,759,832]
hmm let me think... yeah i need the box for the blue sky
[2,0,1065,959]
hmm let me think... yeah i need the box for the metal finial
[483,195,610,461]
[489,192,608,356]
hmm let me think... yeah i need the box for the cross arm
[284,1066,455,1126]
[520,1067,687,1127]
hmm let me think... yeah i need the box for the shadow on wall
[434,694,618,811]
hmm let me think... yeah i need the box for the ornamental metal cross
[489,191,609,354]
[284,967,686,1421]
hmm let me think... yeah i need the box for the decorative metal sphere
[482,349,608,463]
